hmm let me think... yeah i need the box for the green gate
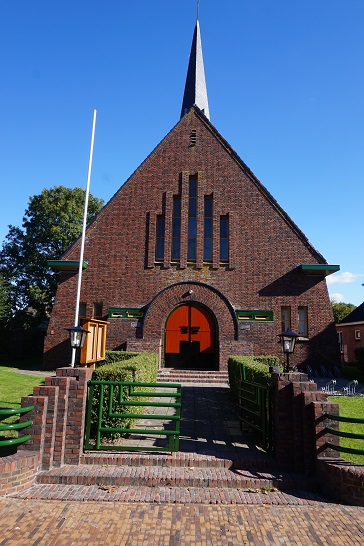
[84,381,181,452]
[238,379,272,452]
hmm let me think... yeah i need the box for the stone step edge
[80,452,276,469]
[36,465,315,491]
[10,483,328,505]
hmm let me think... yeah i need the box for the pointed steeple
[180,17,210,120]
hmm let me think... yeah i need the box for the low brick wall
[1,368,363,505]
[0,451,41,496]
[316,457,364,506]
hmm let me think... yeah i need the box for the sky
[0,0,363,305]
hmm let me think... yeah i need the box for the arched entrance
[164,304,216,369]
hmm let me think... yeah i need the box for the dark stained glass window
[172,197,181,260]
[220,216,229,262]
[204,196,213,261]
[188,177,197,261]
[155,216,165,261]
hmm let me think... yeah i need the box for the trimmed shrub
[104,350,140,365]
[228,355,280,402]
[90,352,158,440]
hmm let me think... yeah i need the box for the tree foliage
[0,273,10,323]
[0,186,104,327]
[331,300,357,324]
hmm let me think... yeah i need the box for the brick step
[35,464,315,492]
[11,483,327,505]
[80,451,276,470]
[158,371,229,384]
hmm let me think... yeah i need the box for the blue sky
[1,0,363,305]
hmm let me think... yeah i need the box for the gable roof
[63,105,330,267]
[339,302,364,324]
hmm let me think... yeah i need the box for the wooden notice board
[80,319,109,367]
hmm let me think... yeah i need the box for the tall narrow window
[220,216,229,262]
[93,303,103,319]
[338,331,343,353]
[79,302,87,319]
[172,197,181,261]
[298,306,308,336]
[204,196,213,262]
[155,216,165,261]
[281,306,291,331]
[188,177,197,261]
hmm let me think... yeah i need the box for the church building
[44,17,340,373]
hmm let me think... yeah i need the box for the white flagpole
[71,109,97,367]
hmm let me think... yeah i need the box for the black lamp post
[66,325,89,350]
[277,329,299,372]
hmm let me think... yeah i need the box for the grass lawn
[327,395,364,465]
[0,362,46,443]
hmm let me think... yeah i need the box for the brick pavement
[0,497,363,545]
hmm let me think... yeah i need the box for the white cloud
[326,271,364,285]
[329,292,345,303]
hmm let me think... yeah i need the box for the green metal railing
[323,413,364,456]
[238,380,272,452]
[0,406,34,455]
[84,381,181,452]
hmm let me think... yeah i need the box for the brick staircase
[157,369,229,384]
[11,451,323,504]
[8,374,328,505]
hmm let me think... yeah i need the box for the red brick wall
[44,108,340,370]
[0,452,41,497]
[337,323,364,362]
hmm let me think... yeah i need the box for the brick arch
[142,281,238,341]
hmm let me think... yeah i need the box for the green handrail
[0,406,34,453]
[323,412,364,456]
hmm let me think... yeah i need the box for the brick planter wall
[0,451,41,497]
[316,458,364,506]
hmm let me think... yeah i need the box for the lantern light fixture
[66,325,90,350]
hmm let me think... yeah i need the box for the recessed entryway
[164,304,216,369]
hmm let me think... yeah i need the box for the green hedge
[104,350,141,365]
[90,352,158,439]
[228,355,280,403]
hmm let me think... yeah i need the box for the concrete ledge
[0,451,41,496]
[316,457,364,506]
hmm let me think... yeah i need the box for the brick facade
[44,107,340,371]
[337,322,364,362]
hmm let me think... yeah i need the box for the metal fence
[84,381,181,452]
[238,379,272,452]
[323,412,364,456]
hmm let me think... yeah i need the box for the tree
[331,300,357,324]
[0,273,10,323]
[0,186,104,327]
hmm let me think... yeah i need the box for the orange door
[165,305,215,367]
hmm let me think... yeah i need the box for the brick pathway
[0,498,363,545]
